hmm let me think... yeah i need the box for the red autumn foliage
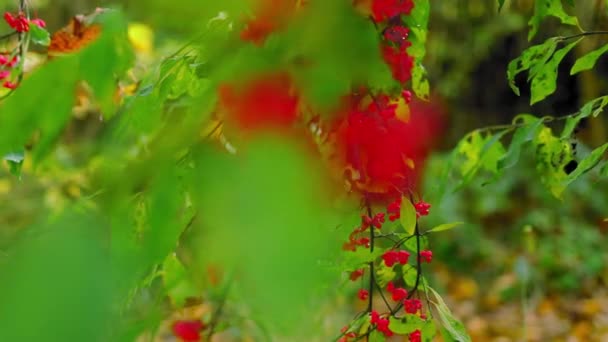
[330,93,445,199]
[218,72,299,133]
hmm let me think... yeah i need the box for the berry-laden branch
[338,196,433,342]
[0,0,48,98]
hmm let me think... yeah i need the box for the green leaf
[3,150,24,177]
[528,0,579,41]
[428,287,472,342]
[411,61,430,100]
[376,263,397,287]
[162,253,199,308]
[530,39,580,104]
[564,142,608,185]
[600,162,608,177]
[498,0,506,11]
[427,222,464,233]
[404,0,430,100]
[403,234,429,252]
[400,198,417,235]
[0,56,79,161]
[368,330,386,342]
[571,44,608,75]
[28,22,50,46]
[403,265,417,287]
[390,316,436,341]
[498,115,544,170]
[534,126,572,197]
[561,96,608,138]
[507,38,557,96]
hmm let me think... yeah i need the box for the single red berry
[172,320,203,342]
[0,70,10,80]
[419,250,432,263]
[397,250,410,264]
[390,287,408,301]
[3,81,18,89]
[402,90,412,104]
[349,269,364,281]
[382,250,398,267]
[370,310,381,324]
[30,18,46,28]
[409,329,422,342]
[403,298,422,314]
[358,289,369,301]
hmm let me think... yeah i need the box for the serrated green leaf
[28,23,50,46]
[530,39,580,104]
[498,115,544,170]
[429,287,472,342]
[427,222,464,233]
[571,44,608,75]
[528,0,579,41]
[507,38,557,96]
[400,198,417,235]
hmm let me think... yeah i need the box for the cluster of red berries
[382,249,410,267]
[415,200,431,217]
[373,0,416,84]
[4,12,45,32]
[370,310,392,337]
[1,12,46,90]
[342,213,385,251]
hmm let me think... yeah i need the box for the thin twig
[558,30,608,41]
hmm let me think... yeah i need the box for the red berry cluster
[370,310,392,337]
[0,54,18,89]
[382,249,410,267]
[373,0,416,84]
[4,12,29,32]
[342,213,384,251]
[1,12,47,91]
[3,12,45,32]
[338,325,357,342]
[414,200,431,217]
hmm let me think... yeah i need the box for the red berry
[172,320,203,342]
[358,289,369,301]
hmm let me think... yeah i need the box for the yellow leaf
[128,22,154,53]
[400,197,416,235]
[393,96,410,123]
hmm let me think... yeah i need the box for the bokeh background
[1,0,608,341]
